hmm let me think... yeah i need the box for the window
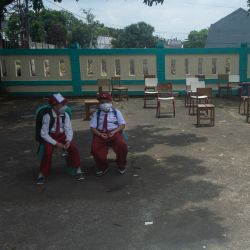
[15,60,21,77]
[171,59,176,75]
[225,58,231,74]
[212,58,217,74]
[115,59,120,76]
[1,59,7,76]
[59,59,66,77]
[129,59,135,76]
[198,58,203,74]
[29,59,36,77]
[143,59,149,75]
[101,59,107,76]
[185,58,189,75]
[43,59,50,77]
[0,59,7,77]
[87,59,93,76]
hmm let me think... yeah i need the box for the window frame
[129,59,135,76]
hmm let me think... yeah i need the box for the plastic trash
[144,221,153,225]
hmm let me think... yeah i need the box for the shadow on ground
[0,98,228,250]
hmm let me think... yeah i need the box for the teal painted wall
[1,45,249,96]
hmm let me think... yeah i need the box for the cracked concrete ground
[0,96,250,250]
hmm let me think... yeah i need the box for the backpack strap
[96,108,102,129]
[48,109,55,133]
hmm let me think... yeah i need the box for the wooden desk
[84,99,99,120]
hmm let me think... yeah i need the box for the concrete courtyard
[0,95,250,250]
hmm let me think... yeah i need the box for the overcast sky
[43,0,248,40]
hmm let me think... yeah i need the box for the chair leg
[156,101,160,118]
[239,99,242,114]
[173,100,175,117]
[247,101,250,123]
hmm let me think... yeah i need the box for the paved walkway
[0,96,250,250]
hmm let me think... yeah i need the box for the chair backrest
[186,77,199,90]
[144,74,156,79]
[190,80,205,92]
[97,79,111,92]
[195,74,205,81]
[218,74,228,80]
[145,77,158,88]
[111,76,121,88]
[197,87,212,99]
[218,74,229,86]
[229,75,240,83]
[157,83,173,97]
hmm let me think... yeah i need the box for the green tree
[29,11,45,43]
[5,12,20,47]
[183,29,208,48]
[71,23,92,48]
[143,0,164,6]
[40,9,67,47]
[111,22,156,48]
[1,0,44,47]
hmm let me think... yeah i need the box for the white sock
[38,172,44,178]
[76,168,82,174]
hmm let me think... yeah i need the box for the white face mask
[59,105,67,114]
[100,103,112,112]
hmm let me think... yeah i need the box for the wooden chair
[189,87,212,115]
[185,77,200,107]
[144,74,158,108]
[217,74,231,97]
[239,84,250,115]
[246,94,250,123]
[97,79,111,93]
[156,82,175,118]
[84,99,99,120]
[195,74,205,81]
[111,76,128,101]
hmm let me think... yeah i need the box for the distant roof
[205,8,250,48]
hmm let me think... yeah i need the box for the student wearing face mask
[90,92,128,176]
[36,93,84,184]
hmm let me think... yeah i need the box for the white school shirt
[89,108,126,131]
[40,109,73,145]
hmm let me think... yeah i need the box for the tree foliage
[143,0,164,6]
[183,29,208,48]
[111,22,157,48]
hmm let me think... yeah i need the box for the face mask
[100,103,112,112]
[59,105,67,114]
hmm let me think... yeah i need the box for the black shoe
[36,176,45,185]
[75,173,85,181]
[118,168,126,175]
[96,167,109,177]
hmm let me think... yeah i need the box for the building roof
[205,8,250,48]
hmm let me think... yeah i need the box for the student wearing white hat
[36,93,84,184]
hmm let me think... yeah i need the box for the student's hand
[56,142,65,149]
[108,130,116,138]
[64,141,71,149]
[100,133,108,140]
